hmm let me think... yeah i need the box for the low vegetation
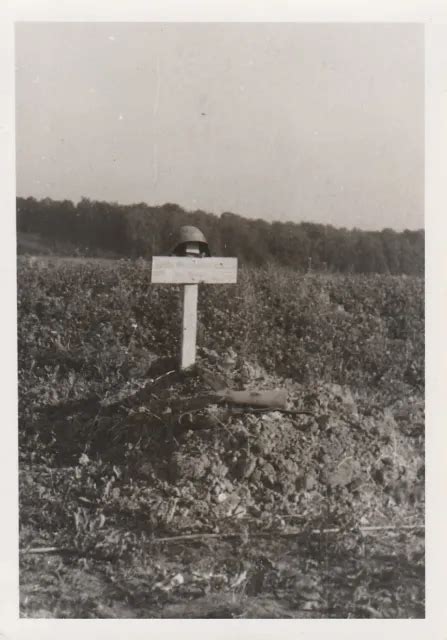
[18,257,424,618]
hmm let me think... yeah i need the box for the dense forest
[16,196,424,275]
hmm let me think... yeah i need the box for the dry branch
[151,524,424,544]
[22,524,424,555]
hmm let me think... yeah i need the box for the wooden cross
[151,256,238,369]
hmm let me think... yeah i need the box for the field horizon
[16,194,424,275]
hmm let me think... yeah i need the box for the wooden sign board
[151,256,238,285]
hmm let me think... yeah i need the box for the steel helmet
[171,225,211,256]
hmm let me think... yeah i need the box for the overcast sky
[15,22,424,231]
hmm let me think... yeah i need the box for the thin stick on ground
[22,523,424,554]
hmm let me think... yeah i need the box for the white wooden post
[151,256,238,369]
[181,284,198,369]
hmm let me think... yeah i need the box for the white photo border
[1,2,446,638]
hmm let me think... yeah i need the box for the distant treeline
[17,197,424,274]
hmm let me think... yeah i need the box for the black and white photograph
[12,19,429,621]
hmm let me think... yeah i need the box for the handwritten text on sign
[151,257,238,285]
